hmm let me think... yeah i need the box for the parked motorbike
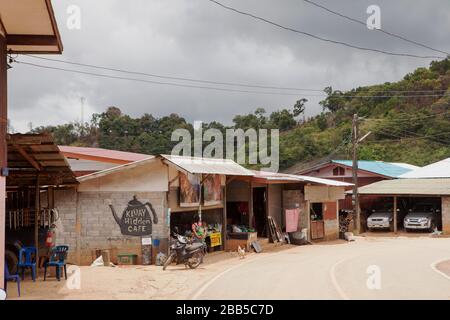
[163,229,207,270]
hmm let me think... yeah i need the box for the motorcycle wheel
[163,253,175,271]
[187,251,203,269]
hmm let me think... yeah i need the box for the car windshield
[412,204,434,212]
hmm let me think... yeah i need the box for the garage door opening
[363,196,442,234]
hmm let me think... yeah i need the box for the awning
[0,0,63,53]
[7,133,77,186]
[251,170,353,186]
[161,154,254,176]
[353,178,450,196]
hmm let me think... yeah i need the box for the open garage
[357,178,449,234]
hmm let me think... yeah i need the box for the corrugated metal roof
[332,160,418,178]
[67,159,117,172]
[355,178,450,196]
[161,155,254,176]
[251,170,353,186]
[77,157,157,182]
[400,157,450,179]
[59,146,150,163]
[7,133,77,186]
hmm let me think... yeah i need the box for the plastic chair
[44,245,69,281]
[17,247,37,281]
[4,260,21,297]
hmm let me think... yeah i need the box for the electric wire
[13,59,450,99]
[302,0,450,56]
[22,54,450,95]
[205,0,445,59]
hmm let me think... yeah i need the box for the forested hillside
[31,59,450,170]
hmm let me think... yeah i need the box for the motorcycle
[163,229,207,270]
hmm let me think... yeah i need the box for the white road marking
[191,249,292,300]
[329,258,351,300]
[430,258,450,281]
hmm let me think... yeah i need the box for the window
[333,166,345,176]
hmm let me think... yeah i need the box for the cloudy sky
[8,0,450,132]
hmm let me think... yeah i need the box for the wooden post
[222,185,227,251]
[34,175,40,275]
[0,33,7,289]
[48,186,54,209]
[248,180,253,228]
[393,196,398,233]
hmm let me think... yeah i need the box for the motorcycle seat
[186,242,204,251]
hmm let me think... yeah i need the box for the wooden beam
[35,175,40,276]
[0,32,7,291]
[12,143,41,171]
[7,35,58,47]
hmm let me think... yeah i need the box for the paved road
[193,237,450,300]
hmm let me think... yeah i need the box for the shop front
[4,133,77,275]
[226,171,351,248]
[0,0,64,290]
[54,155,254,265]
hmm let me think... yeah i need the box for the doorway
[310,202,325,240]
[253,187,267,237]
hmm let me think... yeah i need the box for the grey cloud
[7,0,450,132]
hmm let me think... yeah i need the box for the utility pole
[80,97,85,125]
[352,113,360,234]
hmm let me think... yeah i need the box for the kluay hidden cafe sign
[109,196,158,236]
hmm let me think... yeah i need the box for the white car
[404,203,439,232]
[367,211,393,231]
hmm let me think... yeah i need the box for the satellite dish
[0,288,6,300]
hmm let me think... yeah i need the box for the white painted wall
[78,159,168,192]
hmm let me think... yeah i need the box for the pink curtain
[285,208,300,233]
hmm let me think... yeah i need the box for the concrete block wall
[54,189,167,265]
[53,189,78,263]
[442,196,450,234]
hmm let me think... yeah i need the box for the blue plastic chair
[5,260,21,297]
[17,247,37,281]
[44,245,69,281]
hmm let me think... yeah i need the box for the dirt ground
[436,260,450,277]
[7,243,296,300]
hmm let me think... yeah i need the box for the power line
[205,0,444,59]
[302,0,450,56]
[22,55,450,94]
[14,60,305,96]
[374,128,450,145]
[14,59,450,99]
[23,54,324,92]
[365,110,450,122]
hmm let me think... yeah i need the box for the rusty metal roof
[7,133,77,187]
[59,146,150,164]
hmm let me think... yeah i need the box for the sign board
[109,196,158,236]
[141,237,152,246]
[209,232,222,247]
